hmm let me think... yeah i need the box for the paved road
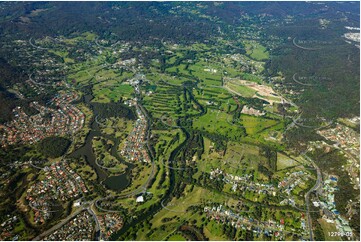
[88,203,101,240]
[32,207,86,241]
[303,153,323,241]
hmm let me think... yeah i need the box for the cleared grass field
[193,109,245,141]
[238,114,280,135]
[167,52,185,65]
[153,129,185,160]
[67,63,103,85]
[226,82,256,97]
[240,72,263,84]
[197,139,265,177]
[190,43,213,51]
[70,160,97,181]
[93,83,134,103]
[277,153,301,170]
[244,41,269,61]
[94,68,119,81]
[48,49,68,58]
[166,64,189,76]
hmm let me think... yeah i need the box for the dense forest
[0,2,359,42]
[266,30,360,119]
[0,58,26,122]
[92,101,136,120]
[37,136,71,158]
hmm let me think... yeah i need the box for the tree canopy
[37,136,71,158]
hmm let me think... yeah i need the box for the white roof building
[136,196,144,203]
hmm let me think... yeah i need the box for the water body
[111,125,190,240]
[69,93,133,191]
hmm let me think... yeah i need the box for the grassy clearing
[93,83,133,103]
[197,139,265,177]
[153,129,184,160]
[48,49,68,58]
[277,153,301,170]
[192,109,245,141]
[226,82,256,97]
[67,64,98,85]
[94,68,119,81]
[238,114,280,135]
[167,52,185,65]
[190,43,212,51]
[70,160,97,181]
[244,41,269,61]
[197,87,232,102]
[240,72,263,84]
[141,83,200,120]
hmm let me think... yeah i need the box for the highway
[32,207,86,241]
[303,153,323,241]
[88,203,101,240]
[32,200,101,241]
